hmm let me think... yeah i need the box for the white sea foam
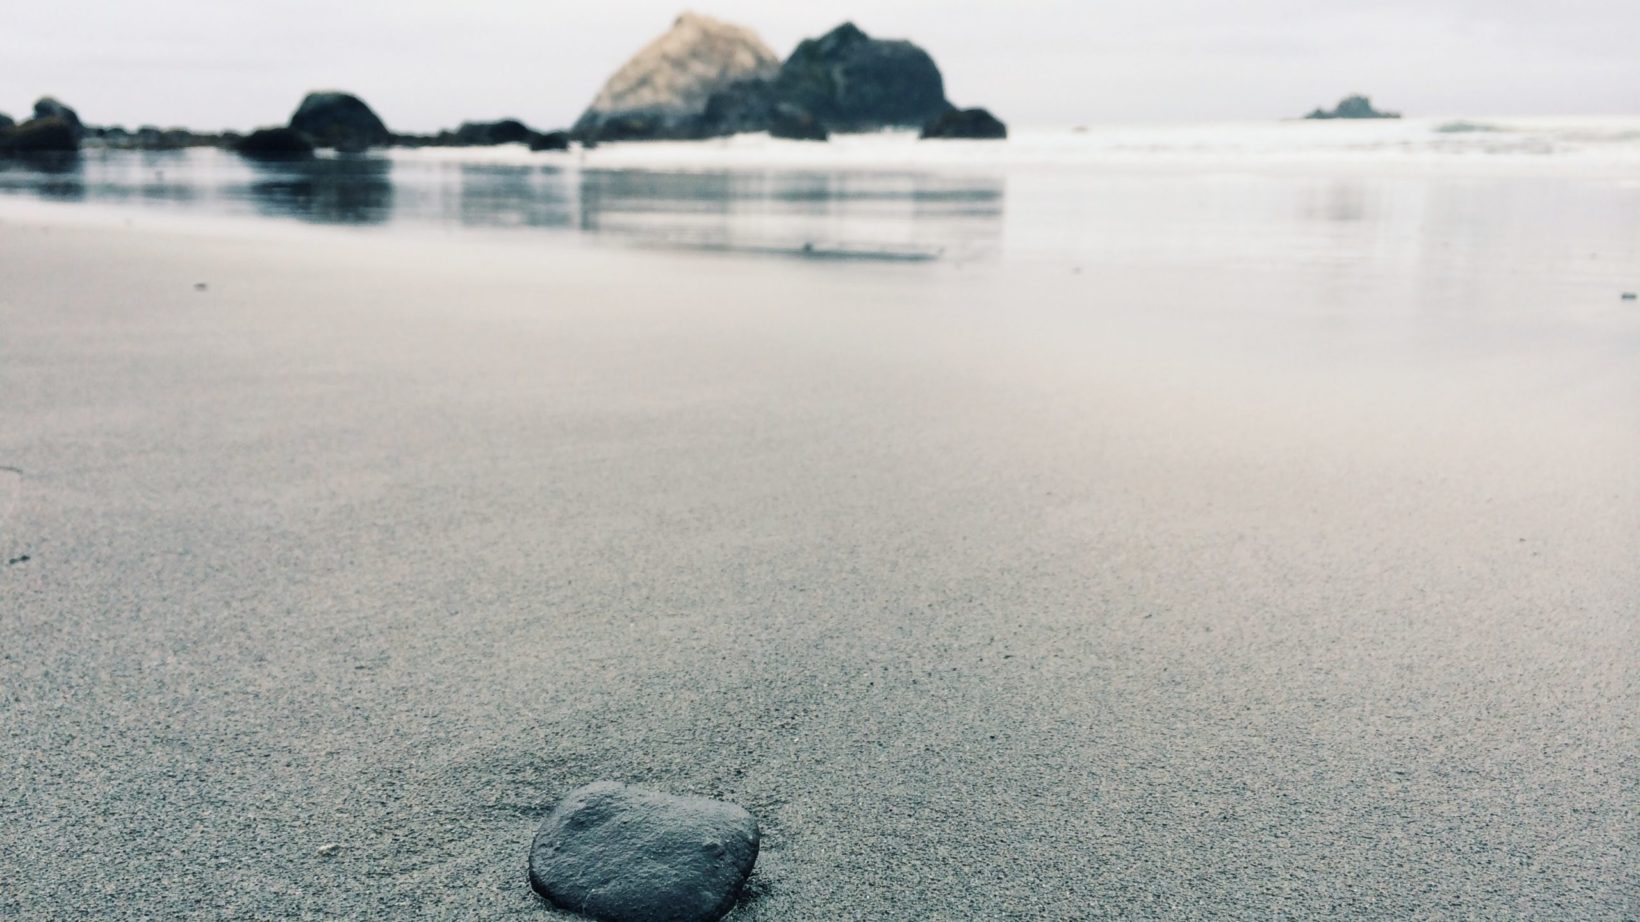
[385,116,1640,174]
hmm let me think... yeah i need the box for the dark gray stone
[32,97,82,136]
[454,119,533,146]
[528,782,759,922]
[288,91,392,150]
[700,82,826,141]
[234,126,315,159]
[0,117,80,154]
[0,113,14,131]
[773,23,952,132]
[528,130,572,152]
[769,103,827,142]
[921,107,1007,140]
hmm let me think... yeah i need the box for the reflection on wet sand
[247,157,394,225]
[0,149,1004,260]
[0,152,86,201]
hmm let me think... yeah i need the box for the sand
[0,206,1635,920]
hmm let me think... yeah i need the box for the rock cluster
[1304,95,1400,120]
[573,14,1006,143]
[0,97,84,155]
[529,782,760,922]
[8,11,1011,159]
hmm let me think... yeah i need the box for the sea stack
[32,97,84,138]
[774,23,952,132]
[1304,95,1401,120]
[573,12,781,142]
[288,91,392,150]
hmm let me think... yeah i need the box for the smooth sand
[0,206,1635,920]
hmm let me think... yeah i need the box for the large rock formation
[921,107,1007,140]
[0,113,15,131]
[1304,95,1400,120]
[288,91,392,150]
[774,23,952,132]
[574,12,781,142]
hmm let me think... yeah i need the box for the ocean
[3,116,1638,265]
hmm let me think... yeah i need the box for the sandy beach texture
[1,205,1635,920]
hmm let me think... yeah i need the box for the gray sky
[3,0,1636,132]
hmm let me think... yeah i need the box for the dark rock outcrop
[574,12,781,143]
[0,117,81,154]
[770,103,828,141]
[234,127,316,159]
[699,80,827,140]
[0,113,13,131]
[32,97,83,137]
[1304,95,1400,120]
[94,125,224,150]
[454,119,533,145]
[700,79,778,137]
[288,91,392,150]
[528,130,571,151]
[528,782,759,922]
[774,23,952,132]
[920,107,1007,140]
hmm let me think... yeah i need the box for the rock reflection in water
[0,148,1005,260]
[0,152,85,201]
[573,168,1003,260]
[247,156,393,225]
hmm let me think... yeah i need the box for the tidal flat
[1,134,1637,919]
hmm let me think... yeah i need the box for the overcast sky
[3,1,1636,132]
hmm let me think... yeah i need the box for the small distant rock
[1304,95,1400,120]
[315,843,341,857]
[194,282,208,292]
[921,107,1007,140]
[1622,292,1637,301]
[529,782,759,922]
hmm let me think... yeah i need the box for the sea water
[1,117,1637,265]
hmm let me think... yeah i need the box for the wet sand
[0,205,1635,920]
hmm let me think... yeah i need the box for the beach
[1,134,1637,919]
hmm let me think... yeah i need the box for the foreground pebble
[528,782,759,922]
